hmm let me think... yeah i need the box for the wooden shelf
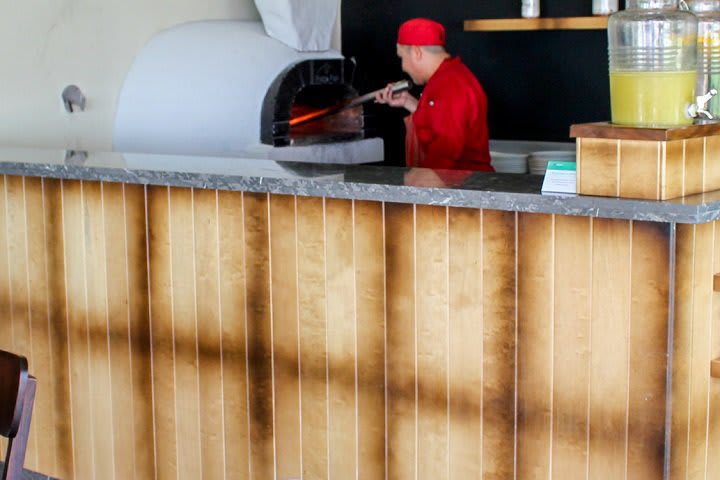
[570,122,720,142]
[464,16,609,32]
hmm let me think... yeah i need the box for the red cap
[397,18,446,46]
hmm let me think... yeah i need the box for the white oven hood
[254,0,339,51]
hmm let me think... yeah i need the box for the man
[375,18,492,172]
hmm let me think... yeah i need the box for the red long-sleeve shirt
[407,57,492,172]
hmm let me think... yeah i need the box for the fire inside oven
[261,58,376,147]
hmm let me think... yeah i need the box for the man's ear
[411,45,424,60]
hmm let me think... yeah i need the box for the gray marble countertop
[1,146,720,224]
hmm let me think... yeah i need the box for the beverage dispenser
[608,0,699,126]
[687,0,720,120]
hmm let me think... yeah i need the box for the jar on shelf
[521,0,540,18]
[594,0,619,15]
[687,0,720,120]
[608,0,698,126]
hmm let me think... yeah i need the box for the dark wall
[342,0,621,165]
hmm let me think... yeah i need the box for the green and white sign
[541,161,576,194]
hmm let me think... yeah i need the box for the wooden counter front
[0,175,717,479]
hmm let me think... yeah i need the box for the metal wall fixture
[61,85,86,113]
[64,150,88,165]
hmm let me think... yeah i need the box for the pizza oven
[113,20,382,164]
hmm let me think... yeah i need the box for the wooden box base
[570,122,720,200]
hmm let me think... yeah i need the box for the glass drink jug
[687,0,720,120]
[608,0,698,126]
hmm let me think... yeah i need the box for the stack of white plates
[527,150,576,175]
[490,151,528,174]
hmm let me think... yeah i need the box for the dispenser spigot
[687,88,718,120]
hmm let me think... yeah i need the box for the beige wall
[0,1,342,152]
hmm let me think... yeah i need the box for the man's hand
[375,83,418,113]
[403,168,446,187]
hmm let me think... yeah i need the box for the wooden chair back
[0,350,36,480]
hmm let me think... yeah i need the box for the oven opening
[288,84,364,146]
[260,58,379,147]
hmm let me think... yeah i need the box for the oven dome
[112,20,342,157]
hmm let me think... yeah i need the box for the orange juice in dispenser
[608,0,702,126]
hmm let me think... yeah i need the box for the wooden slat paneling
[61,180,95,480]
[83,181,115,480]
[147,186,178,479]
[385,202,416,480]
[415,205,449,479]
[0,176,10,352]
[481,210,517,480]
[577,135,720,200]
[577,138,619,197]
[447,207,483,478]
[243,192,274,480]
[619,140,660,199]
[687,222,714,479]
[24,177,54,473]
[627,222,669,479]
[169,187,202,479]
[518,213,554,480]
[354,200,386,480]
[589,218,631,480]
[6,176,31,404]
[193,188,225,480]
[685,138,705,197]
[673,221,720,480]
[124,183,154,480]
[672,223,695,480]
[705,136,720,192]
[217,190,250,480]
[2,178,717,480]
[325,198,358,479]
[5,177,27,345]
[552,215,591,479]
[44,178,74,479]
[296,196,329,480]
[664,141,684,200]
[0,176,10,461]
[102,182,136,480]
[269,194,302,479]
[709,221,720,480]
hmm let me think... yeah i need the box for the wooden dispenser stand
[570,122,720,200]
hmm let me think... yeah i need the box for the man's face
[396,45,421,85]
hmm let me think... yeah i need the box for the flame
[288,104,342,127]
